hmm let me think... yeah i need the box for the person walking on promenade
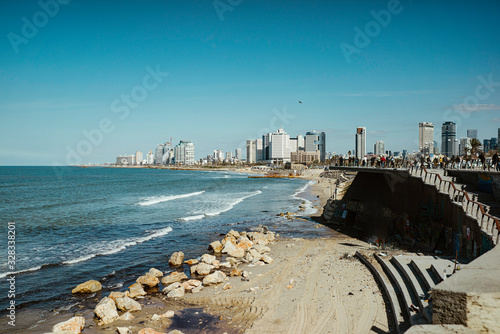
[479,152,486,171]
[493,152,499,172]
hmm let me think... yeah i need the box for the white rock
[117,327,131,334]
[52,316,85,334]
[169,251,185,266]
[195,262,214,276]
[200,254,216,265]
[262,255,273,264]
[167,285,185,298]
[219,261,231,268]
[209,240,223,253]
[162,310,175,318]
[228,248,245,258]
[202,270,227,286]
[163,282,182,293]
[118,312,135,321]
[253,244,271,254]
[148,268,163,278]
[94,297,119,325]
[115,296,142,312]
[128,282,147,298]
[222,240,236,254]
[192,285,203,293]
[161,272,188,286]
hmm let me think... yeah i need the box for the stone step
[355,251,406,333]
[375,254,427,326]
[391,256,432,323]
[430,260,456,282]
[410,258,441,291]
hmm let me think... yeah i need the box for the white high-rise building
[135,151,143,165]
[289,138,298,153]
[355,127,366,159]
[226,151,233,161]
[297,134,305,150]
[174,141,195,165]
[146,150,154,165]
[246,140,256,163]
[419,122,434,154]
[213,150,224,162]
[374,141,385,155]
[235,148,242,161]
[269,128,292,162]
[459,137,472,156]
[154,144,165,164]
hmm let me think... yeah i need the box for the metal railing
[408,164,500,244]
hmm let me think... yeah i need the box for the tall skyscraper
[146,150,154,164]
[174,140,195,165]
[355,127,366,159]
[491,137,498,150]
[467,129,478,139]
[305,131,326,162]
[154,144,165,164]
[135,151,143,165]
[459,137,472,156]
[269,128,292,161]
[297,134,305,151]
[419,122,434,153]
[441,121,458,156]
[484,139,491,152]
[235,148,242,161]
[256,138,263,162]
[374,140,385,155]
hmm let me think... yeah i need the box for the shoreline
[3,169,360,334]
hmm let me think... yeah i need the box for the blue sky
[1,0,500,165]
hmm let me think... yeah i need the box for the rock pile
[65,226,276,333]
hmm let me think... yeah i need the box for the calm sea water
[0,166,322,324]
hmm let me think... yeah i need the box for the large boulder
[200,254,216,265]
[52,316,85,334]
[202,270,226,286]
[71,280,102,294]
[249,249,262,261]
[181,279,202,292]
[221,240,236,254]
[136,273,160,287]
[253,244,271,254]
[108,291,129,301]
[163,281,186,297]
[236,237,253,251]
[149,268,163,278]
[227,230,240,239]
[228,248,245,258]
[209,240,223,253]
[169,251,185,266]
[128,282,147,298]
[194,262,214,276]
[161,271,188,286]
[115,296,142,312]
[94,297,119,325]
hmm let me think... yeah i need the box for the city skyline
[1,1,500,165]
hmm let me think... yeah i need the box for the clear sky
[1,0,500,165]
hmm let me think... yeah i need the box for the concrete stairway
[356,252,467,333]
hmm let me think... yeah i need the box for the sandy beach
[23,168,391,334]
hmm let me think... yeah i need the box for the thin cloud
[453,104,500,113]
[491,118,500,122]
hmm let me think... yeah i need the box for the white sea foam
[205,190,262,216]
[0,265,42,279]
[292,181,318,215]
[179,214,206,221]
[62,226,173,265]
[137,191,205,206]
[178,190,262,221]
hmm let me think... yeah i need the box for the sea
[0,166,326,331]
